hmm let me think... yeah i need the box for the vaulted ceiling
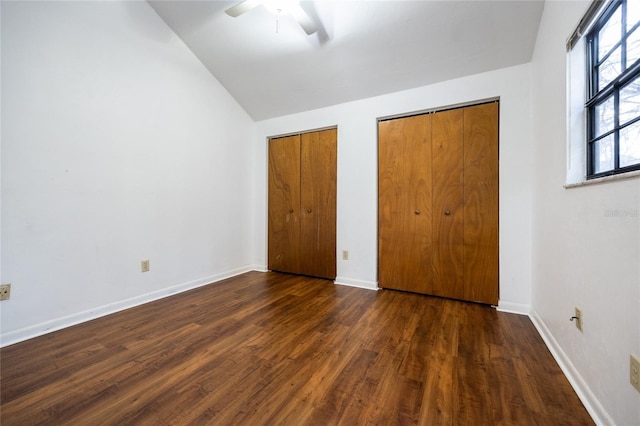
[148,0,545,121]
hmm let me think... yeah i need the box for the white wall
[252,63,534,310]
[530,1,640,425]
[0,1,255,345]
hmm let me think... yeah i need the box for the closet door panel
[268,135,302,274]
[463,103,499,304]
[378,115,433,293]
[300,129,337,279]
[431,109,465,300]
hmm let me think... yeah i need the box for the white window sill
[564,170,640,188]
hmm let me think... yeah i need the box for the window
[586,0,640,178]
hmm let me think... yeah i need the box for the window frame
[585,0,640,179]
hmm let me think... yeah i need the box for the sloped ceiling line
[148,0,545,121]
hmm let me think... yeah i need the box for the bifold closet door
[300,129,337,279]
[378,115,433,294]
[378,102,499,305]
[268,129,337,280]
[431,108,465,300]
[268,135,302,275]
[463,103,499,304]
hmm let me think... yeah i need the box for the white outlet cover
[631,354,640,393]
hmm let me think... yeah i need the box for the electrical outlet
[141,260,150,272]
[342,250,349,260]
[631,354,640,393]
[574,307,583,332]
[0,284,11,301]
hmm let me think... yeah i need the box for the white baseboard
[529,309,613,426]
[496,300,530,315]
[249,264,269,272]
[334,276,378,291]
[0,265,255,348]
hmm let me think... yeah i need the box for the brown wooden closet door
[463,103,499,305]
[431,108,465,300]
[268,135,301,274]
[300,129,337,279]
[378,115,433,294]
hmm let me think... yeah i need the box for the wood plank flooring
[1,272,593,425]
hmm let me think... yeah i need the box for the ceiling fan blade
[290,4,317,35]
[225,0,263,17]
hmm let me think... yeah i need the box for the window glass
[620,120,640,167]
[593,135,615,173]
[619,76,640,124]
[627,28,640,66]
[598,6,621,60]
[595,96,616,136]
[627,0,640,31]
[598,46,621,89]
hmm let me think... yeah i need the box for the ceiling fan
[225,0,318,35]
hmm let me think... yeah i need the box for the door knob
[307,208,312,213]
[415,209,421,215]
[289,209,294,214]
[444,210,451,215]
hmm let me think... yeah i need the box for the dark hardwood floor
[1,271,593,425]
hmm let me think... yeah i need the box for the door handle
[444,210,451,216]
[415,209,421,215]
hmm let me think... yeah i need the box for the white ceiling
[148,0,545,121]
